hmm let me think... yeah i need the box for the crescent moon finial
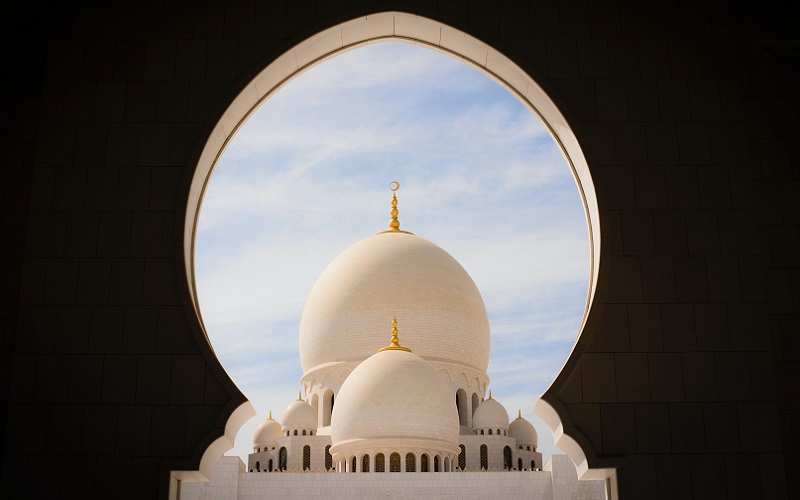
[376,181,414,235]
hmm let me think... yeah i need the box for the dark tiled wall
[0,1,797,498]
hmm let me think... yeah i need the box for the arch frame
[176,8,613,487]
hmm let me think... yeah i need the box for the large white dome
[299,232,490,374]
[329,346,459,456]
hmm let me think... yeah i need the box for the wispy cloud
[195,41,590,463]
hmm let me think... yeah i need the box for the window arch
[444,456,450,472]
[390,452,401,472]
[351,456,357,473]
[488,429,492,435]
[458,445,466,470]
[472,393,479,416]
[302,430,306,436]
[362,454,370,472]
[324,445,332,470]
[376,453,385,472]
[322,389,334,426]
[531,460,536,470]
[279,447,287,471]
[303,445,311,470]
[405,452,415,472]
[480,445,488,470]
[255,460,260,471]
[480,429,484,435]
[421,454,429,472]
[433,455,440,472]
[503,446,512,470]
[268,459,273,472]
[456,388,468,426]
[293,430,297,436]
[518,458,522,471]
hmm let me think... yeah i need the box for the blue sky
[194,42,590,463]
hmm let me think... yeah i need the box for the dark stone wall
[0,1,797,498]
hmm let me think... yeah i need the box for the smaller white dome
[330,334,459,457]
[253,411,282,447]
[281,395,317,432]
[508,411,538,447]
[473,393,509,430]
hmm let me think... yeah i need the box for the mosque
[181,183,606,499]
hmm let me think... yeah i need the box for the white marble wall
[181,456,607,500]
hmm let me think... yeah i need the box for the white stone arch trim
[180,9,608,486]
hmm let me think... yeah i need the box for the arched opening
[268,459,273,472]
[406,453,415,472]
[279,447,287,471]
[480,445,488,470]
[531,460,536,470]
[375,453,385,473]
[182,10,605,487]
[503,446,512,470]
[488,429,492,435]
[303,445,311,470]
[325,445,332,470]
[433,455,440,472]
[255,460,260,471]
[471,393,479,417]
[362,454,370,472]
[444,456,450,472]
[421,454,429,472]
[518,458,523,471]
[390,452,401,472]
[458,445,466,470]
[456,388,468,426]
[351,456,357,473]
[322,390,334,427]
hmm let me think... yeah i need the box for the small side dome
[473,392,509,430]
[508,410,538,447]
[253,411,282,448]
[281,394,317,433]
[330,319,459,458]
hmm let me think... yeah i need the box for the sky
[194,41,590,464]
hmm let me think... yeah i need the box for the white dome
[299,232,490,374]
[253,412,282,447]
[330,346,459,455]
[508,412,538,447]
[281,397,317,432]
[473,396,509,430]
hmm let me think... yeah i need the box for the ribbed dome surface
[473,397,510,430]
[299,232,490,374]
[253,415,282,447]
[509,414,538,446]
[281,399,317,431]
[330,348,458,451]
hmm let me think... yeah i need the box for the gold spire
[378,316,411,352]
[377,181,414,235]
[488,390,493,400]
[297,391,303,401]
[518,409,522,419]
[268,410,273,420]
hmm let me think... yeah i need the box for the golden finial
[488,390,493,400]
[268,410,273,420]
[297,391,303,401]
[378,316,411,352]
[377,181,414,235]
[518,409,522,419]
